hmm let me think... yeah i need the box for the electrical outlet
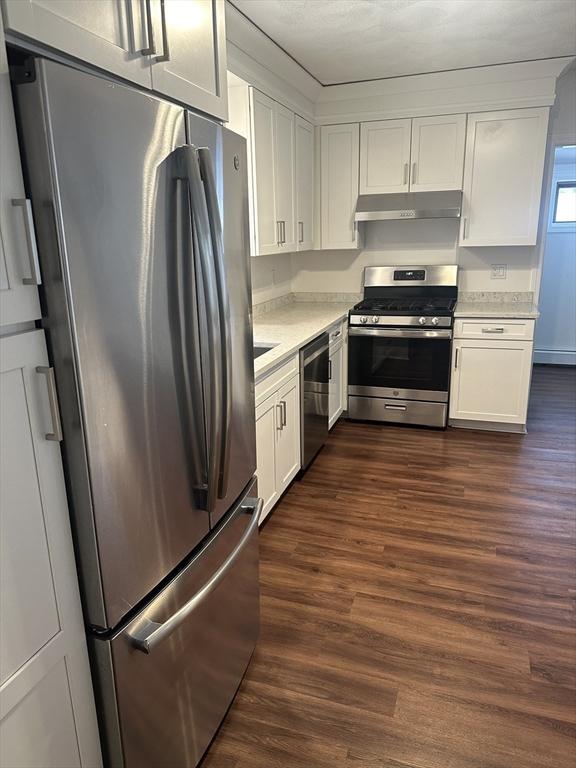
[491,264,507,280]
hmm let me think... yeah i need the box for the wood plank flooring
[202,365,576,768]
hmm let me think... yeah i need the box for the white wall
[251,253,293,305]
[291,218,538,295]
[534,146,576,365]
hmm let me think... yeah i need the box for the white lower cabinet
[449,337,533,426]
[328,321,348,429]
[0,330,101,767]
[255,356,301,524]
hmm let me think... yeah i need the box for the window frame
[552,180,576,224]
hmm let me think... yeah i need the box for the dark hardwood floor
[202,364,576,768]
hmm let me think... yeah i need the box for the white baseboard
[533,349,576,366]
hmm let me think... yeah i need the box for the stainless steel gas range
[348,265,458,428]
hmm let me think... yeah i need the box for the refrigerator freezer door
[14,60,214,628]
[94,483,261,768]
[186,115,257,526]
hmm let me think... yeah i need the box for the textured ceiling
[231,0,576,85]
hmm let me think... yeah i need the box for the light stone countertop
[454,301,539,319]
[253,302,352,381]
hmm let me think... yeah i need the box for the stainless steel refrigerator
[13,57,260,767]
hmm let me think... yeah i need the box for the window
[553,181,576,223]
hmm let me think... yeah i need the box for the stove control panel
[349,314,452,328]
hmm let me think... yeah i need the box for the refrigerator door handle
[129,497,262,653]
[197,147,232,500]
[175,144,223,513]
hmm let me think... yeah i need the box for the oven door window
[348,335,451,394]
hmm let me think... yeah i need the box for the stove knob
[372,316,380,324]
[360,316,368,324]
[418,316,427,325]
[431,317,439,326]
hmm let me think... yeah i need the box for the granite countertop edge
[454,301,540,319]
[253,303,352,381]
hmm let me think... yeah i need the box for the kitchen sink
[253,342,278,360]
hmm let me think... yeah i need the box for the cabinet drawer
[454,318,534,341]
[329,321,346,349]
[255,354,299,405]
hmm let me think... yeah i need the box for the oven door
[348,327,452,401]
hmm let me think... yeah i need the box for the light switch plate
[491,264,507,279]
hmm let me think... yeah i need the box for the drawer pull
[385,404,407,411]
[482,327,505,334]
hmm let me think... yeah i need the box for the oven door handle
[348,327,452,339]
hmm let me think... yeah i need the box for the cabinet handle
[482,327,505,334]
[403,162,408,185]
[281,400,287,427]
[462,217,467,239]
[328,359,332,381]
[412,162,417,185]
[138,0,157,55]
[385,404,407,411]
[155,0,170,62]
[12,199,42,286]
[36,366,63,442]
[331,330,341,339]
[276,221,282,246]
[454,348,459,369]
[298,221,304,244]
[282,221,286,244]
[276,403,283,430]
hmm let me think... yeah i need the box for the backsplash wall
[291,219,538,294]
[250,252,293,305]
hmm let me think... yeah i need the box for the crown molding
[225,2,319,121]
[225,3,574,126]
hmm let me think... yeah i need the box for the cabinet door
[276,375,301,492]
[328,343,343,429]
[359,119,411,194]
[0,330,101,766]
[460,108,549,246]
[1,0,152,88]
[255,392,279,523]
[450,339,533,424]
[150,0,228,121]
[250,89,279,256]
[320,123,360,249]
[274,103,296,251]
[410,114,466,192]
[295,115,314,251]
[0,23,41,326]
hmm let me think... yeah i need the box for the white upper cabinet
[295,115,314,251]
[250,89,278,255]
[0,23,41,326]
[1,0,228,120]
[410,114,466,192]
[359,119,411,194]
[237,85,304,257]
[1,0,152,87]
[150,0,228,121]
[274,103,296,252]
[460,108,549,247]
[320,123,360,249]
[359,114,466,195]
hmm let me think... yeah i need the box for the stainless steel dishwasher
[300,333,330,470]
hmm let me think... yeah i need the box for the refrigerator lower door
[93,481,261,768]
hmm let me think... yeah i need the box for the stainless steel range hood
[355,190,462,222]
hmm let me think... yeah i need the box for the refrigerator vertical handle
[198,147,232,500]
[175,145,223,514]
